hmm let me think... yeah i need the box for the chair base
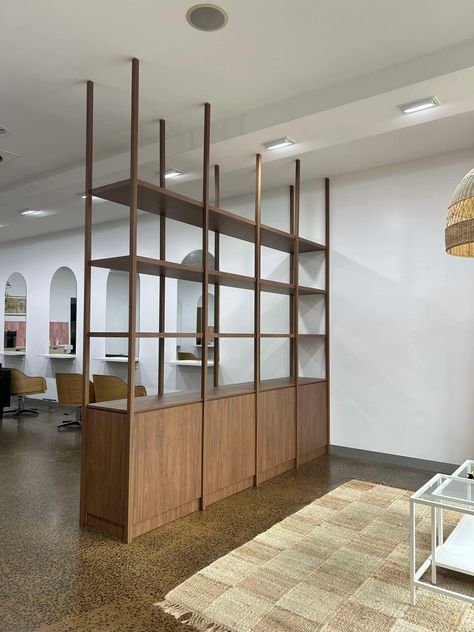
[57,407,82,431]
[3,396,39,417]
[57,419,81,430]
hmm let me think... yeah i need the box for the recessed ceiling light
[164,168,183,178]
[398,96,439,114]
[186,4,228,31]
[80,193,106,203]
[20,208,56,218]
[263,136,296,151]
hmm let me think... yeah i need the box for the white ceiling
[1,0,474,242]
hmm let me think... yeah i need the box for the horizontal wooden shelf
[209,332,254,338]
[260,279,295,295]
[298,286,326,296]
[298,377,327,385]
[208,381,255,400]
[261,225,295,253]
[208,269,255,291]
[91,179,327,254]
[90,255,203,283]
[89,390,202,414]
[89,332,203,339]
[87,375,327,413]
[298,333,327,337]
[299,237,326,253]
[209,205,256,243]
[260,333,295,338]
[92,179,203,227]
[260,376,295,391]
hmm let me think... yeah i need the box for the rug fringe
[155,600,233,632]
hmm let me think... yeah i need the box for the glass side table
[410,473,474,606]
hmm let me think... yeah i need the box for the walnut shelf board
[86,377,322,414]
[90,256,203,283]
[91,179,203,227]
[208,269,255,291]
[260,279,295,295]
[91,179,326,255]
[298,286,326,296]
[299,237,326,253]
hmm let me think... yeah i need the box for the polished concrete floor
[0,408,433,632]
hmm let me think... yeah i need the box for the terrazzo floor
[0,407,432,632]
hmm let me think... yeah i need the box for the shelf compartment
[95,356,139,363]
[209,206,256,243]
[260,377,296,391]
[90,256,203,283]
[91,179,203,227]
[261,225,295,253]
[298,286,326,296]
[260,279,295,295]
[299,237,326,253]
[208,269,255,291]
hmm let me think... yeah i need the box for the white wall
[331,148,474,465]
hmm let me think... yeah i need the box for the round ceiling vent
[0,127,8,137]
[186,4,228,31]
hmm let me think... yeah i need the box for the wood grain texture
[258,388,296,478]
[132,499,200,539]
[204,394,255,503]
[298,382,328,459]
[131,403,202,525]
[85,409,127,528]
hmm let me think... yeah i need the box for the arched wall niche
[4,272,27,352]
[176,250,214,362]
[49,267,77,354]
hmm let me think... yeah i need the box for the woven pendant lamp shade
[446,167,474,257]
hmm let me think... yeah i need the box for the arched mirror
[49,267,77,355]
[4,272,27,354]
[176,250,214,364]
[105,270,140,358]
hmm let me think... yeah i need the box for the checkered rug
[155,479,474,631]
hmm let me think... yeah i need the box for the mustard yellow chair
[4,368,47,417]
[92,374,147,403]
[56,373,95,431]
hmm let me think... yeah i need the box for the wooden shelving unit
[80,59,330,543]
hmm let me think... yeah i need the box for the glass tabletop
[413,474,474,512]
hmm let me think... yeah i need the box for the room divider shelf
[81,60,330,543]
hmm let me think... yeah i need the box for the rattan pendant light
[445,167,474,257]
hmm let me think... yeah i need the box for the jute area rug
[155,479,474,631]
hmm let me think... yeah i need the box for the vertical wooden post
[289,185,295,380]
[213,164,220,388]
[254,153,262,486]
[125,57,140,543]
[294,160,301,469]
[158,119,166,395]
[325,177,330,446]
[200,103,211,510]
[80,79,94,526]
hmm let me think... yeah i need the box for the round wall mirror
[49,267,77,355]
[4,272,27,355]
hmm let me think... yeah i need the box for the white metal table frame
[410,467,474,606]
